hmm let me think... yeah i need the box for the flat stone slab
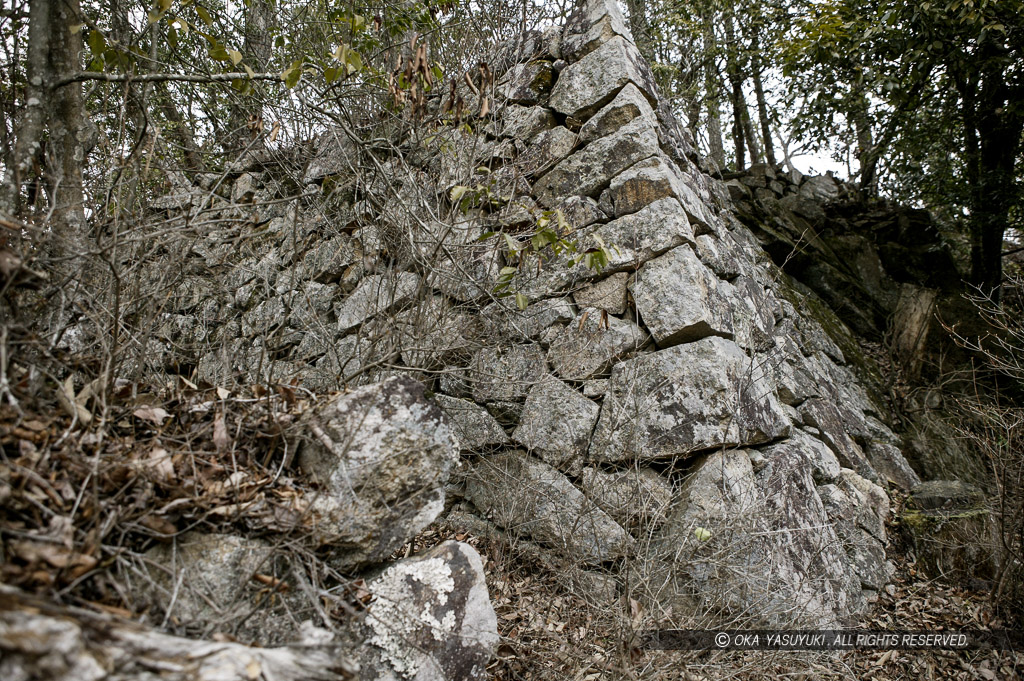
[512,375,600,470]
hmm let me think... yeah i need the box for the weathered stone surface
[499,60,555,105]
[335,271,421,332]
[648,448,863,626]
[550,36,657,121]
[799,398,877,481]
[799,175,841,203]
[759,428,841,484]
[434,394,510,451]
[143,533,298,642]
[603,155,719,232]
[579,83,656,143]
[726,276,777,352]
[483,296,576,342]
[512,375,600,470]
[694,233,746,281]
[517,126,578,176]
[547,307,649,380]
[590,336,791,462]
[303,128,360,183]
[469,344,548,403]
[557,195,607,229]
[561,0,634,62]
[867,441,921,489]
[632,245,734,346]
[580,466,672,529]
[534,116,660,206]
[297,376,459,568]
[419,221,501,303]
[465,451,634,563]
[358,540,497,681]
[817,470,890,591]
[586,197,695,269]
[488,104,557,139]
[903,480,996,583]
[572,272,628,314]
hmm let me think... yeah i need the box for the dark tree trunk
[750,36,776,167]
[724,13,746,170]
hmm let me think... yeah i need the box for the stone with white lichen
[358,541,498,680]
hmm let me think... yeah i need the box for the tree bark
[702,10,725,170]
[625,0,655,65]
[750,36,776,167]
[723,11,746,170]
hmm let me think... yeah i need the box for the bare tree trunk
[724,13,745,170]
[228,0,274,154]
[742,97,762,164]
[751,35,777,167]
[0,0,50,217]
[702,11,725,170]
[625,0,655,65]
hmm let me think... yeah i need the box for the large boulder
[298,376,459,569]
[512,374,600,470]
[547,307,649,380]
[590,337,791,462]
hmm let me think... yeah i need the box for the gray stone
[465,451,634,563]
[799,175,841,203]
[572,272,629,314]
[694,233,746,281]
[549,36,657,121]
[867,441,921,489]
[300,234,361,282]
[390,296,475,370]
[556,195,607,230]
[516,126,578,176]
[561,0,634,62]
[798,398,877,481]
[297,376,459,569]
[534,116,660,206]
[547,307,649,380]
[499,61,555,105]
[433,394,510,452]
[586,198,695,269]
[488,104,557,139]
[648,448,863,626]
[759,428,841,484]
[512,375,600,470]
[418,221,501,303]
[579,83,656,143]
[483,296,576,342]
[469,344,548,403]
[580,466,672,529]
[590,336,791,462]
[335,271,421,332]
[726,276,776,352]
[358,540,497,681]
[632,245,733,346]
[909,480,985,511]
[606,155,718,232]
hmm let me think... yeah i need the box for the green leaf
[325,66,340,83]
[282,60,302,88]
[159,0,173,11]
[449,185,470,203]
[88,30,107,56]
[346,49,363,74]
[502,232,518,253]
[228,49,243,66]
[196,5,213,25]
[244,64,255,79]
[515,293,529,310]
[695,527,712,542]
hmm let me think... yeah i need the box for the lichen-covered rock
[560,0,634,62]
[632,245,734,346]
[512,375,600,470]
[358,540,497,681]
[143,533,304,645]
[499,60,555,105]
[550,36,657,120]
[590,336,791,462]
[648,448,865,627]
[434,393,510,451]
[572,272,628,314]
[579,83,656,143]
[516,126,578,176]
[335,271,421,333]
[605,155,718,231]
[297,376,459,569]
[488,103,557,139]
[547,307,649,380]
[586,197,695,269]
[580,466,672,529]
[483,296,576,341]
[468,344,548,403]
[757,428,841,484]
[817,470,891,591]
[902,480,996,583]
[799,397,878,481]
[533,116,660,206]
[465,451,634,563]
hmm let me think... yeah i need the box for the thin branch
[54,71,283,87]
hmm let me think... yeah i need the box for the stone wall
[41,0,934,668]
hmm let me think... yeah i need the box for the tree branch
[54,71,283,87]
